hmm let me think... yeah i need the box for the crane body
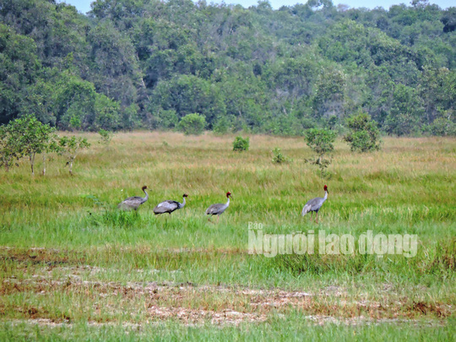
[118,186,149,211]
[206,192,231,223]
[302,185,328,222]
[154,194,188,215]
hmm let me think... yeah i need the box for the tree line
[0,111,380,176]
[0,0,455,136]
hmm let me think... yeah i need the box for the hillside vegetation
[1,0,455,135]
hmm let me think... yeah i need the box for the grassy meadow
[0,132,455,340]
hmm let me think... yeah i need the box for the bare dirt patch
[1,264,453,325]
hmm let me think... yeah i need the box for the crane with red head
[206,192,232,223]
[301,185,328,223]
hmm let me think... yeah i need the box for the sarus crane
[153,194,188,215]
[206,192,231,223]
[118,186,149,211]
[301,185,328,223]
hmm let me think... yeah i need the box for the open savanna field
[0,132,455,340]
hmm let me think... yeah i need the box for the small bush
[304,128,337,155]
[427,116,456,136]
[98,129,113,146]
[233,136,249,152]
[178,113,206,135]
[304,128,335,179]
[272,147,291,164]
[343,111,381,152]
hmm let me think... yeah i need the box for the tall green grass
[0,132,455,338]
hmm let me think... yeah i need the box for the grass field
[1,132,455,341]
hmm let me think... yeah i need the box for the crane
[206,192,231,223]
[118,186,149,211]
[153,194,188,215]
[301,185,328,223]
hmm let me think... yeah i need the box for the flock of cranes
[118,186,329,222]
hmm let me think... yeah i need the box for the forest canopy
[0,0,455,136]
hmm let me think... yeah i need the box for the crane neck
[181,196,186,208]
[143,189,149,201]
[323,191,328,201]
[226,197,230,206]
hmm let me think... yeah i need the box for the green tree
[156,108,179,130]
[305,128,337,156]
[213,116,231,134]
[304,128,336,178]
[178,113,206,135]
[59,136,91,175]
[0,24,41,124]
[0,124,21,172]
[98,129,114,147]
[8,115,57,175]
[344,111,382,152]
[312,67,346,119]
[384,84,425,136]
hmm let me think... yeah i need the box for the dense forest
[1,0,455,135]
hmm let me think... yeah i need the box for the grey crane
[301,185,328,223]
[118,186,149,211]
[153,194,188,215]
[206,192,231,223]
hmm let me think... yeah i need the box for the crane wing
[302,197,322,216]
[118,196,145,210]
[301,203,312,216]
[206,203,224,215]
[154,200,179,214]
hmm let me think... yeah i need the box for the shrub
[98,129,113,146]
[233,136,249,152]
[304,128,337,155]
[343,111,381,152]
[178,113,206,135]
[304,128,336,179]
[0,115,58,175]
[0,124,21,172]
[59,136,91,175]
[428,116,456,136]
[272,147,291,164]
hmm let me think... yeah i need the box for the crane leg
[315,212,319,223]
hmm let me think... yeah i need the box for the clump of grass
[89,209,144,227]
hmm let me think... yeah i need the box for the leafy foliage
[59,135,91,175]
[0,124,22,171]
[272,147,291,164]
[232,136,249,152]
[98,129,114,146]
[0,115,58,174]
[178,113,206,135]
[344,112,382,152]
[305,128,336,179]
[1,0,456,136]
[305,128,337,155]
